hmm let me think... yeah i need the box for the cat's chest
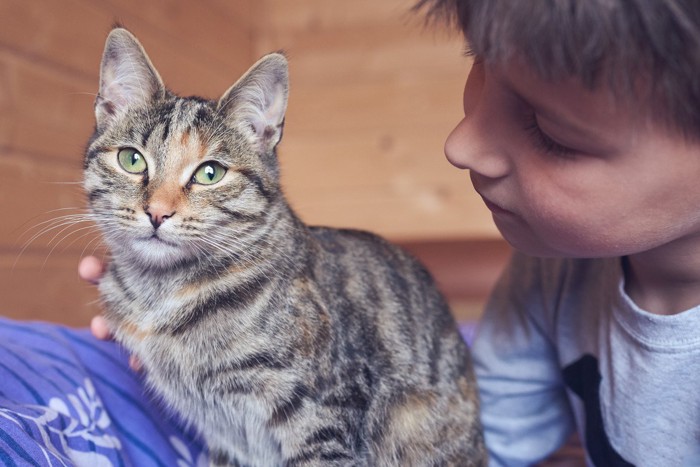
[103,269,198,326]
[128,333,285,464]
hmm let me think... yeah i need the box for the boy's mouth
[479,194,513,216]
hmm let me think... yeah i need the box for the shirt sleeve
[472,252,575,466]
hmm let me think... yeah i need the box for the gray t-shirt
[472,252,700,466]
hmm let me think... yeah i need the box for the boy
[86,0,700,465]
[412,0,700,465]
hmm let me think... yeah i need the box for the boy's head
[415,0,700,258]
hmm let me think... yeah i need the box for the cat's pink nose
[145,202,175,229]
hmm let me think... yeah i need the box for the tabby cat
[85,28,486,466]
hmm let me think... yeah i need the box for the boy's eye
[117,147,147,173]
[192,162,227,185]
[524,115,577,158]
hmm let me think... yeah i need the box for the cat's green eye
[193,162,227,185]
[117,148,147,174]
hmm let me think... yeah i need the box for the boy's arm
[472,252,575,466]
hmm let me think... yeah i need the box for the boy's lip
[479,194,513,216]
[471,173,514,216]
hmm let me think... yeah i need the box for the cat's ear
[217,53,289,152]
[95,28,164,128]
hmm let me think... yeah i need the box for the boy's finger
[90,315,112,340]
[79,256,105,284]
[129,355,143,372]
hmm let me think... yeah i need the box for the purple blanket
[0,317,476,466]
[0,318,205,466]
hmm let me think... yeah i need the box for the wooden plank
[0,49,94,161]
[0,0,102,80]
[0,150,99,253]
[0,0,250,96]
[0,58,11,148]
[258,0,421,33]
[0,45,468,162]
[285,76,466,134]
[252,0,486,240]
[0,27,258,162]
[277,125,501,240]
[95,0,254,79]
[208,0,257,30]
[257,22,469,87]
[279,126,462,189]
[286,181,497,241]
[0,250,101,327]
[398,239,511,299]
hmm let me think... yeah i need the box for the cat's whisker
[79,234,106,260]
[38,217,102,248]
[14,212,111,270]
[198,232,273,265]
[42,224,108,269]
[60,226,103,253]
[194,236,241,262]
[83,296,104,308]
[69,91,100,98]
[14,217,98,268]
[189,242,224,282]
[195,231,262,259]
[99,248,111,266]
[18,214,96,241]
[41,180,85,185]
[13,207,88,238]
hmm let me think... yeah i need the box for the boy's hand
[80,256,142,371]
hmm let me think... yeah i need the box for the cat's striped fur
[85,28,486,466]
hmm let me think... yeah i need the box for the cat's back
[304,226,484,464]
[307,225,471,374]
[308,225,451,324]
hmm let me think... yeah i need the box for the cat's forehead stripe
[155,99,212,145]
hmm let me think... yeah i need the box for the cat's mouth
[142,233,179,248]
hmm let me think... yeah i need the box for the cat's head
[84,28,289,269]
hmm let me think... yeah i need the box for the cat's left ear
[218,53,288,152]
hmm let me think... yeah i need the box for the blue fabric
[0,317,477,466]
[0,317,206,467]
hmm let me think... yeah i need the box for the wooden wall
[0,0,509,327]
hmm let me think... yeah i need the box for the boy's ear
[217,53,289,152]
[96,28,164,128]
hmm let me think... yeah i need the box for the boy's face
[446,59,700,258]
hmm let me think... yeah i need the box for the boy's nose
[444,117,510,179]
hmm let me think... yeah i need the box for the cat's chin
[119,237,192,269]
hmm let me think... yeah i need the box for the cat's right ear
[217,53,289,153]
[95,28,164,128]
